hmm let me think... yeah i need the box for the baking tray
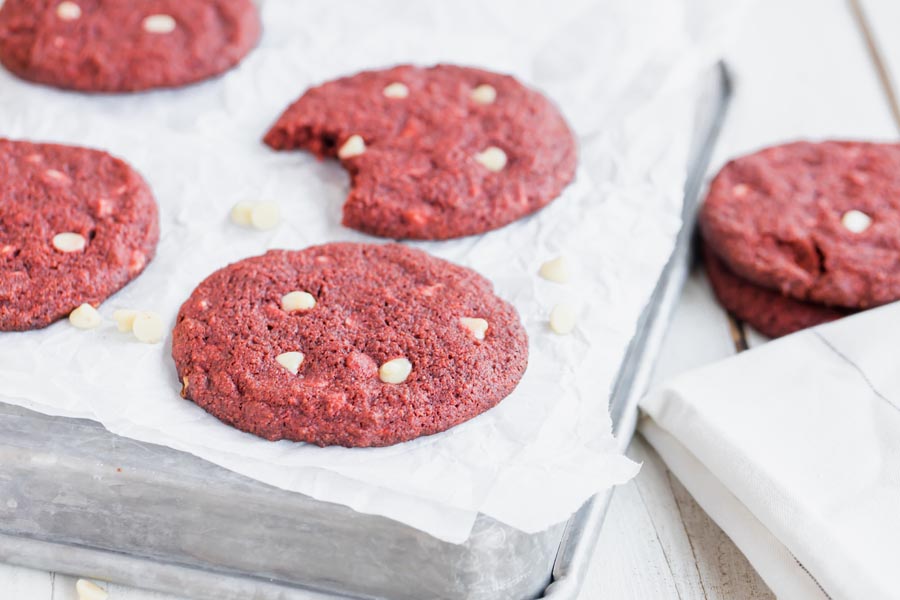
[0,63,730,600]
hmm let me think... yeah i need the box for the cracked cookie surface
[264,64,577,240]
[0,139,159,330]
[0,0,260,92]
[700,141,900,308]
[171,242,528,447]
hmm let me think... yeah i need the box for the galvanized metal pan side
[542,62,733,600]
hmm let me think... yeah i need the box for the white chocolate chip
[44,169,70,183]
[732,183,749,197]
[379,357,412,384]
[250,201,281,230]
[382,82,409,98]
[470,84,497,105]
[56,1,82,20]
[76,579,108,600]
[276,351,305,375]
[132,311,164,344]
[142,14,176,34]
[841,209,872,233]
[230,201,254,226]
[475,146,507,172]
[549,303,577,335]
[539,256,571,283]
[69,304,101,330]
[459,317,488,340]
[52,232,86,253]
[337,135,366,159]
[281,291,316,312]
[112,309,138,333]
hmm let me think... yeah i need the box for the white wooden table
[5,0,900,598]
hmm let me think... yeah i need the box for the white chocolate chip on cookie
[379,357,412,384]
[281,291,316,312]
[52,232,86,253]
[459,317,488,340]
[383,82,409,98]
[338,135,366,159]
[841,209,872,233]
[475,146,507,172]
[470,84,497,104]
[56,1,82,20]
[143,14,176,34]
[276,351,305,375]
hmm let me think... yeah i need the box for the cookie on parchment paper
[0,0,260,92]
[264,64,577,240]
[0,139,159,331]
[172,242,529,447]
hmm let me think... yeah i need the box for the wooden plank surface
[2,0,897,598]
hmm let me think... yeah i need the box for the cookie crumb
[143,14,177,34]
[549,303,577,335]
[475,146,507,172]
[69,304,101,330]
[379,357,412,384]
[250,201,280,230]
[56,1,82,20]
[52,232,86,253]
[75,579,108,600]
[113,309,138,332]
[133,311,164,343]
[281,291,316,312]
[276,351,305,375]
[338,135,366,159]
[230,201,254,226]
[841,209,872,233]
[459,317,488,340]
[383,82,409,98]
[539,256,570,283]
[470,84,497,104]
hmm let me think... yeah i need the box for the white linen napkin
[640,302,900,600]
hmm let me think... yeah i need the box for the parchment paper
[0,0,743,542]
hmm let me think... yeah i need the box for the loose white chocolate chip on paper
[383,82,409,98]
[230,201,254,226]
[841,209,872,233]
[549,303,577,335]
[379,357,412,384]
[250,201,281,230]
[539,256,571,283]
[475,146,507,172]
[113,309,138,333]
[69,304,101,330]
[52,232,86,253]
[459,317,489,340]
[470,84,497,104]
[132,311,164,343]
[75,579,108,600]
[281,291,316,312]
[143,14,176,34]
[276,351,305,375]
[56,1,82,20]
[338,135,366,159]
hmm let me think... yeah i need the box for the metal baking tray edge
[0,63,731,600]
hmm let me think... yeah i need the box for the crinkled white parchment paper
[0,0,743,542]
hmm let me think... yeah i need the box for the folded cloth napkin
[639,301,900,600]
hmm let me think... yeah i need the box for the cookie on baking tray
[264,64,577,240]
[702,245,851,339]
[172,242,528,447]
[0,139,159,331]
[0,0,260,92]
[700,141,900,309]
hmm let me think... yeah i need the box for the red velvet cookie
[0,139,159,330]
[172,243,529,447]
[264,64,577,240]
[0,0,260,92]
[703,245,850,339]
[700,141,900,308]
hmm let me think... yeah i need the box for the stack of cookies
[699,141,900,338]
